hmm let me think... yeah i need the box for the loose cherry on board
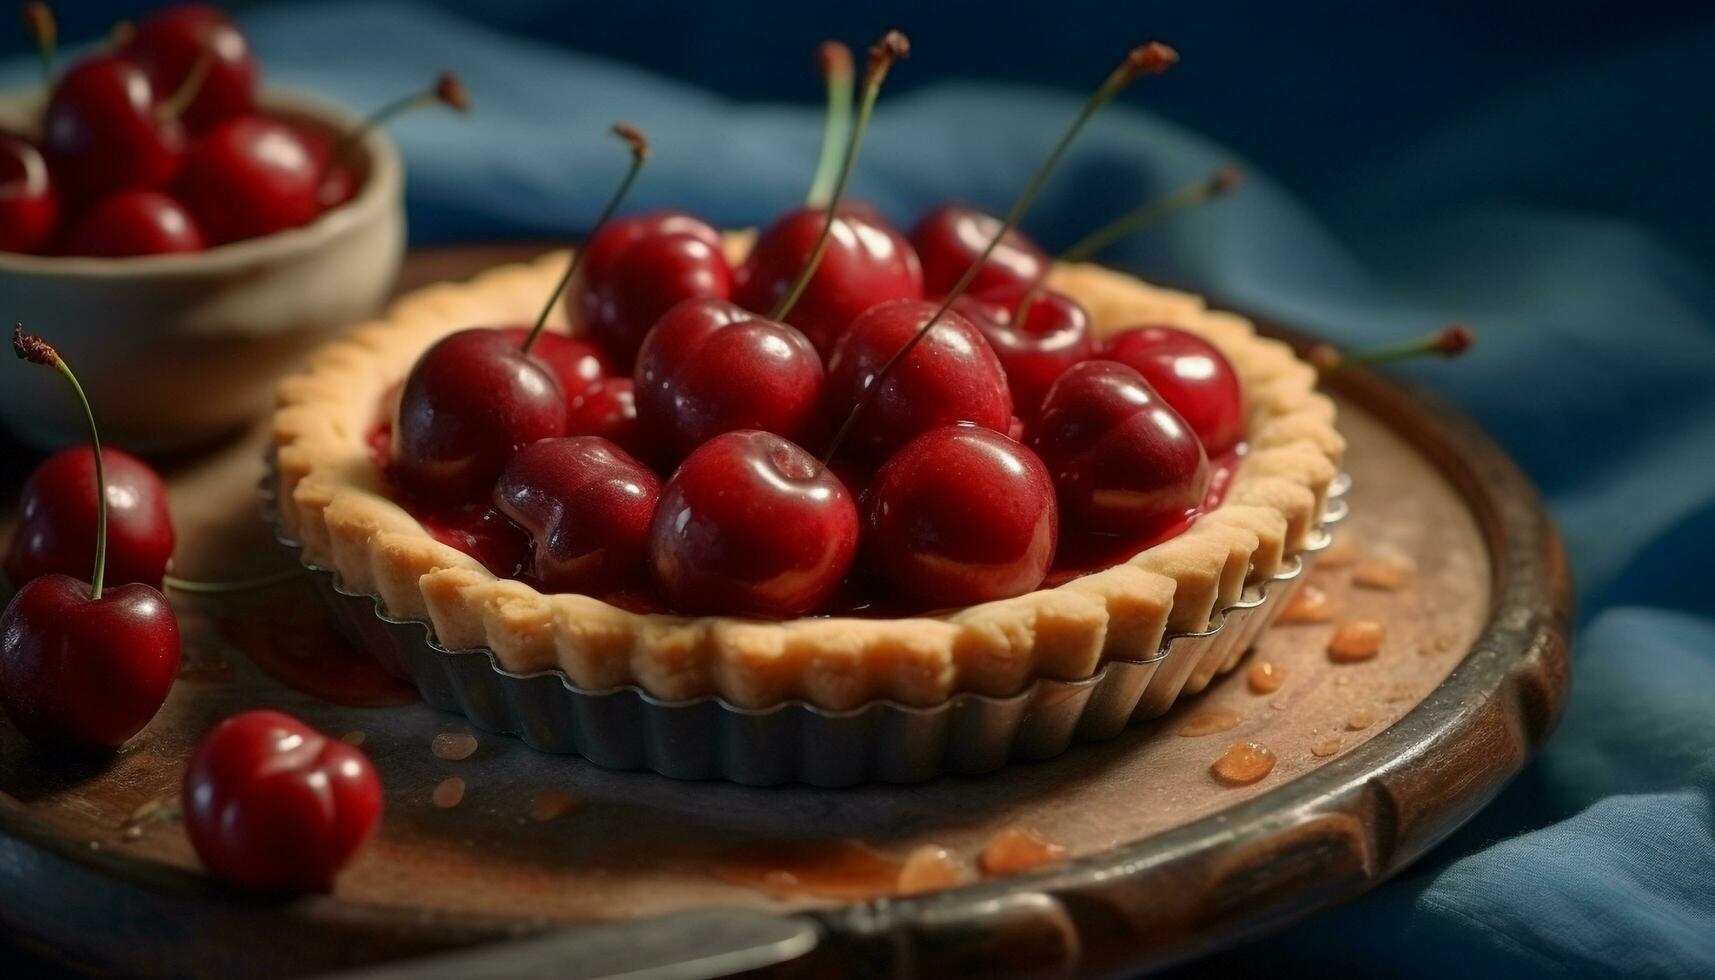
[41,53,187,198]
[1104,326,1244,455]
[864,426,1057,607]
[824,299,1013,461]
[649,430,858,618]
[493,437,661,593]
[126,3,258,133]
[4,446,174,590]
[183,710,382,893]
[62,189,207,257]
[1029,359,1210,543]
[633,298,824,460]
[911,205,1048,299]
[0,326,180,750]
[175,116,321,244]
[0,133,59,254]
[951,289,1094,420]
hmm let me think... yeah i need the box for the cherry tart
[270,245,1342,712]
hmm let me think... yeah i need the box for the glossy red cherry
[864,426,1056,607]
[4,447,174,590]
[578,210,724,288]
[910,205,1048,299]
[1103,326,1245,455]
[183,710,382,893]
[951,289,1094,420]
[497,326,609,404]
[649,430,858,617]
[176,115,321,244]
[824,298,1012,461]
[1029,360,1210,543]
[0,133,60,253]
[734,206,923,356]
[0,575,180,748]
[43,54,186,198]
[633,298,824,460]
[61,189,206,257]
[127,3,259,133]
[564,378,655,463]
[579,232,733,370]
[391,328,567,499]
[494,437,661,593]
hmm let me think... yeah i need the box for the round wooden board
[0,246,1571,979]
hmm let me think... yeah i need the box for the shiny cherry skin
[910,205,1049,299]
[564,378,656,463]
[497,327,609,405]
[0,133,60,253]
[580,232,733,370]
[391,328,568,499]
[865,426,1057,607]
[0,575,180,749]
[734,206,923,356]
[42,54,186,198]
[951,289,1094,420]
[578,210,724,290]
[649,430,858,617]
[824,299,1013,461]
[184,710,381,893]
[176,115,320,244]
[61,190,207,257]
[634,298,824,460]
[127,3,259,133]
[494,437,661,593]
[279,117,357,208]
[4,447,175,590]
[1029,360,1210,542]
[1103,326,1245,455]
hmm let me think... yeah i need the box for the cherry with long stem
[154,44,217,124]
[521,123,650,354]
[768,30,909,322]
[22,2,55,86]
[13,325,107,597]
[1307,324,1474,373]
[1057,163,1241,264]
[822,41,1179,463]
[805,41,853,208]
[323,71,470,184]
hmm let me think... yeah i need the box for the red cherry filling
[391,328,567,499]
[183,710,382,893]
[62,189,206,256]
[734,206,924,356]
[126,3,259,133]
[4,446,174,590]
[176,115,321,244]
[42,54,186,198]
[494,437,660,593]
[1103,325,1245,455]
[1029,360,1210,546]
[580,231,733,371]
[864,426,1056,607]
[951,289,1094,420]
[649,430,857,617]
[634,298,824,460]
[824,298,1012,461]
[0,132,60,254]
[911,205,1048,298]
[496,326,609,404]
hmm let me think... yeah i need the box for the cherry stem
[769,30,910,322]
[162,568,301,595]
[821,41,1178,463]
[522,123,650,354]
[1058,163,1242,264]
[155,44,217,122]
[22,2,55,87]
[1308,324,1475,373]
[12,324,107,599]
[325,71,471,186]
[806,41,854,208]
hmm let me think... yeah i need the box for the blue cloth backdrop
[5,2,1712,976]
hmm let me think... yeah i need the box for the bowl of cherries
[0,3,463,451]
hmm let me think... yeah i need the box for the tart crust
[271,240,1343,711]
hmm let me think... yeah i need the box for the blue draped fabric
[5,2,1711,975]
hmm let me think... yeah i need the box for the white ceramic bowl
[0,89,404,452]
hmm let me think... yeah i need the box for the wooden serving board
[0,247,1571,979]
